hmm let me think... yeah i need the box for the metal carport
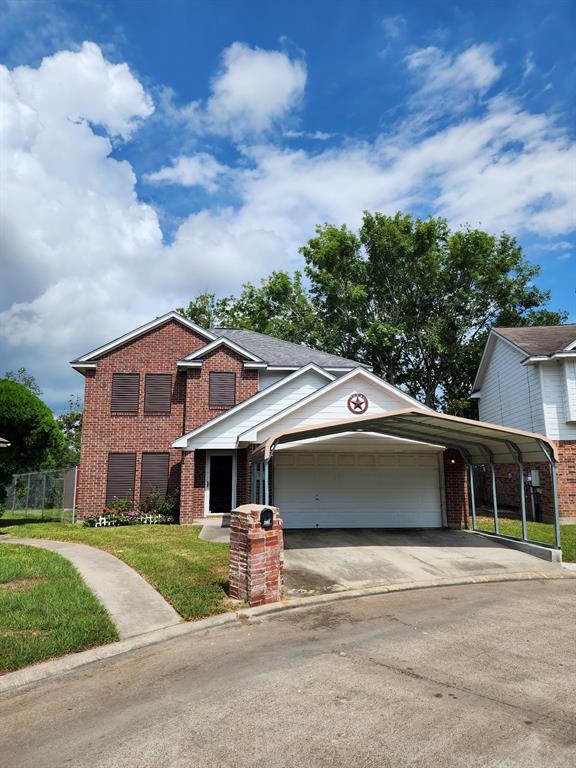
[249,408,561,548]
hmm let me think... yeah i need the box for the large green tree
[0,380,66,498]
[178,212,566,416]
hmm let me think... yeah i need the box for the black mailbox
[260,508,274,530]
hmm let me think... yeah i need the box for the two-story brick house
[472,325,576,523]
[72,312,560,530]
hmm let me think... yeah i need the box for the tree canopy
[0,380,67,498]
[178,212,566,416]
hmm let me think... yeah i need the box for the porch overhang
[252,408,558,465]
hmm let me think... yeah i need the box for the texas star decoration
[347,392,368,414]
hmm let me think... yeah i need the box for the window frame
[111,373,140,414]
[208,371,236,409]
[144,373,172,415]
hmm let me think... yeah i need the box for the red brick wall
[557,441,576,520]
[443,449,469,528]
[76,320,258,520]
[480,441,576,522]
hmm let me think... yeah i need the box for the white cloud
[0,40,574,409]
[406,43,503,95]
[187,42,307,140]
[381,15,406,39]
[537,240,572,251]
[145,153,229,192]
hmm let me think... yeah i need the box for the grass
[0,543,118,673]
[0,513,232,620]
[473,514,576,562]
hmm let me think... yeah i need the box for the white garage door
[274,452,443,529]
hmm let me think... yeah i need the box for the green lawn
[0,543,118,674]
[473,514,576,562]
[0,514,232,620]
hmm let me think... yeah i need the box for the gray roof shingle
[211,328,365,368]
[495,325,576,357]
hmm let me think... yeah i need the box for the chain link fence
[4,466,78,523]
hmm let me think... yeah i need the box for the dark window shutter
[144,374,172,413]
[209,372,236,408]
[106,453,136,503]
[111,373,139,413]
[140,453,170,499]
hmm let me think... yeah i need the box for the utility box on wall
[229,504,285,607]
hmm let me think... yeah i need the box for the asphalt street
[1,579,575,768]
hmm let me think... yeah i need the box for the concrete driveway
[1,580,575,768]
[284,529,564,596]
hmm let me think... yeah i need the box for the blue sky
[0,0,574,410]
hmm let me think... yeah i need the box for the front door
[208,455,233,514]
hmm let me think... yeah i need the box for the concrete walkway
[0,537,181,638]
[199,515,230,543]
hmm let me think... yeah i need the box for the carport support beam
[551,461,561,550]
[264,459,270,506]
[468,464,477,530]
[490,464,500,535]
[518,462,528,541]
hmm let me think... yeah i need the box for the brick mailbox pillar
[229,504,285,607]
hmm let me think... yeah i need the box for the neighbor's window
[144,374,172,414]
[106,453,136,502]
[140,452,170,499]
[209,372,236,408]
[111,373,139,413]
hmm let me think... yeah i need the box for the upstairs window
[140,452,170,499]
[144,374,172,414]
[106,453,136,502]
[209,372,236,408]
[111,373,139,413]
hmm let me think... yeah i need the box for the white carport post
[538,440,561,550]
[490,464,500,535]
[518,462,528,541]
[467,463,477,530]
[264,458,270,506]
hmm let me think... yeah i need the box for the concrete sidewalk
[0,537,181,638]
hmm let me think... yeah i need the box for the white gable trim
[238,367,431,443]
[472,330,529,392]
[74,312,216,363]
[171,363,335,448]
[179,337,265,363]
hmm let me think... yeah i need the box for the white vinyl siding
[252,377,418,444]
[563,360,576,423]
[258,371,287,390]
[186,370,329,449]
[478,337,544,434]
[274,451,443,529]
[540,362,576,439]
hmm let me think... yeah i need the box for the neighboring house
[71,312,556,530]
[472,325,576,523]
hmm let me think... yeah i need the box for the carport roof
[254,408,558,465]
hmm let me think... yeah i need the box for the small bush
[83,493,177,527]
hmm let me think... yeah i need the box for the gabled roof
[177,337,266,367]
[473,324,576,393]
[494,325,576,357]
[211,328,366,369]
[70,313,365,371]
[172,363,335,448]
[71,311,216,366]
[238,367,431,443]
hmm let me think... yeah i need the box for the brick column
[229,504,284,606]
[179,450,206,524]
[443,449,469,528]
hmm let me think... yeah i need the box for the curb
[1,569,574,695]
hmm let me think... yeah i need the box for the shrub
[138,488,179,519]
[82,495,176,527]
